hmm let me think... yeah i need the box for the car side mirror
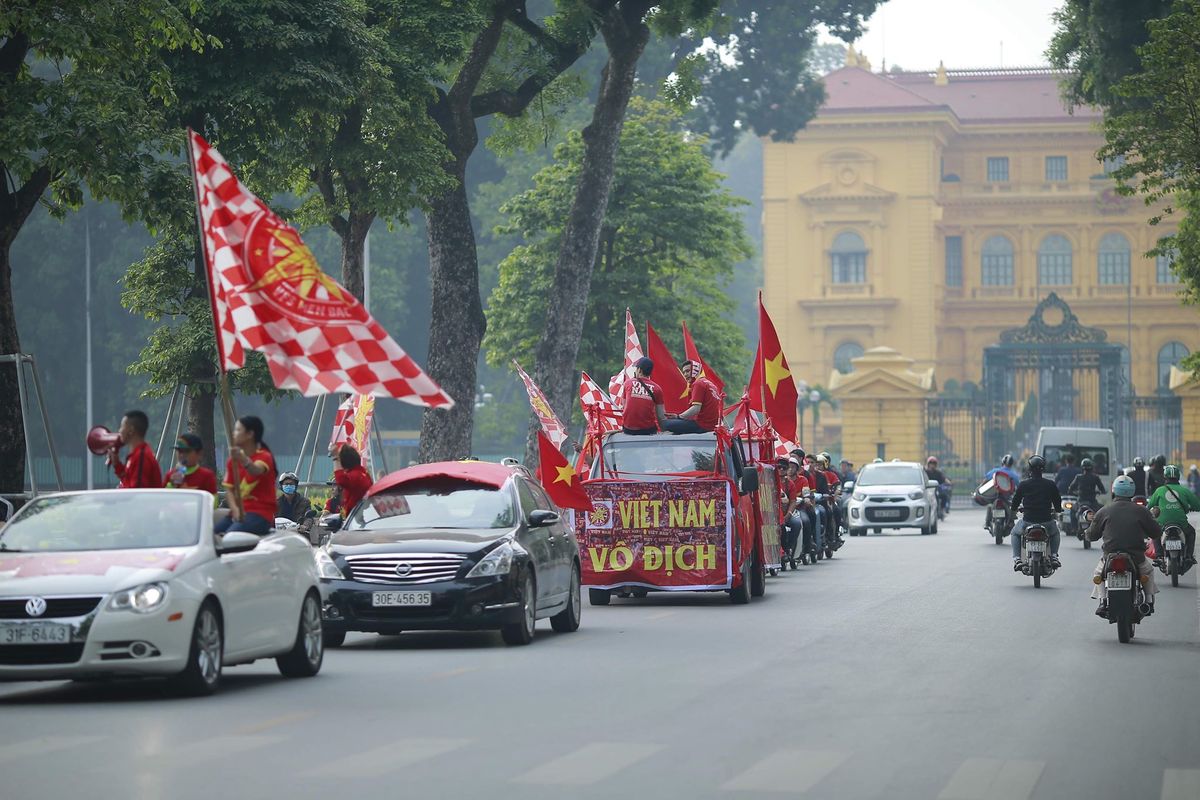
[216,531,260,555]
[322,514,343,533]
[927,480,939,488]
[842,481,855,492]
[528,509,561,527]
[740,467,759,495]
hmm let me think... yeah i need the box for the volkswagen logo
[24,597,47,618]
[394,563,414,577]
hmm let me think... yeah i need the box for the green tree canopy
[485,98,751,402]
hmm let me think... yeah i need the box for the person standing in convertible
[664,359,721,434]
[621,357,667,435]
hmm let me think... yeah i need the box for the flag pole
[186,127,243,517]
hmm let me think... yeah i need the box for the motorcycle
[936,483,951,521]
[1095,550,1153,643]
[1018,521,1057,588]
[1077,504,1097,549]
[1060,495,1078,536]
[987,495,1012,545]
[1158,524,1192,588]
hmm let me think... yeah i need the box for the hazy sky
[831,0,1064,71]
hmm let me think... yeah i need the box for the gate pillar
[1169,367,1200,463]
[830,347,934,467]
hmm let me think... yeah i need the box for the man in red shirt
[621,357,667,435]
[781,456,811,568]
[163,433,218,495]
[108,410,162,489]
[664,360,722,434]
[330,444,373,518]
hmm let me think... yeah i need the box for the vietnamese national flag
[536,432,593,511]
[188,131,452,406]
[747,297,798,442]
[645,322,690,415]
[681,321,724,397]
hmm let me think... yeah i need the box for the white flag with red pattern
[513,360,569,449]
[607,308,644,407]
[580,370,621,433]
[188,131,453,406]
[329,394,375,470]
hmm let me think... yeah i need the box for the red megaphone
[87,425,122,456]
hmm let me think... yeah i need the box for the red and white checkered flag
[188,131,452,406]
[513,360,569,449]
[580,371,621,433]
[607,308,644,406]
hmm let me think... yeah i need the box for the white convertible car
[0,490,323,695]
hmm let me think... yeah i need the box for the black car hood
[329,527,513,556]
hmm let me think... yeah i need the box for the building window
[1157,240,1180,284]
[981,235,1015,286]
[834,342,864,375]
[830,231,867,284]
[986,157,1009,182]
[1097,233,1131,285]
[1102,154,1125,176]
[1158,342,1189,388]
[1037,235,1073,286]
[945,236,963,287]
[1045,156,1068,182]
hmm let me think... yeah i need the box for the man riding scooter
[926,456,952,519]
[1010,455,1062,572]
[1087,475,1159,616]
[983,454,1020,535]
[1066,458,1106,533]
[1147,464,1200,568]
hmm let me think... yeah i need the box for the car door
[213,541,278,657]
[515,479,557,611]
[529,482,570,605]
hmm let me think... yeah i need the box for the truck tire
[750,548,766,598]
[730,553,751,605]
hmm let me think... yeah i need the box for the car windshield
[857,466,924,487]
[0,492,203,552]
[345,484,516,530]
[597,440,716,477]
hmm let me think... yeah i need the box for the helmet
[1081,458,1094,470]
[817,453,830,465]
[926,456,938,465]
[1112,475,1136,498]
[1001,454,1015,467]
[1027,455,1046,474]
[278,471,299,486]
[1133,456,1145,468]
[1164,464,1181,480]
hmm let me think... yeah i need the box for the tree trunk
[419,179,486,461]
[339,210,375,304]
[187,388,218,472]
[526,9,650,465]
[0,238,25,496]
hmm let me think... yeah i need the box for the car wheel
[550,565,582,633]
[323,630,346,648]
[501,571,536,645]
[277,592,324,678]
[730,551,751,604]
[171,601,223,696]
[750,548,766,598]
[588,588,611,606]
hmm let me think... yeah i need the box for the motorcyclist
[1127,456,1148,496]
[1067,458,1106,525]
[276,472,311,523]
[1147,464,1200,566]
[1010,455,1062,571]
[925,456,951,517]
[1146,454,1167,495]
[781,456,811,568]
[983,454,1020,532]
[1054,453,1081,496]
[802,452,828,556]
[1086,475,1160,615]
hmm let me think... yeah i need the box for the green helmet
[1164,464,1181,480]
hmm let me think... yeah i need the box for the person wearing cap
[621,356,667,435]
[664,359,721,434]
[839,459,856,483]
[276,471,311,523]
[163,433,218,494]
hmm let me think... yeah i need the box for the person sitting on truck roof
[620,357,667,435]
[664,359,721,434]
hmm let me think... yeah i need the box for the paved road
[2,509,1198,800]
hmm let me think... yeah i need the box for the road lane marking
[165,735,285,764]
[514,742,662,785]
[302,738,469,779]
[1162,769,1200,800]
[235,711,314,735]
[937,758,1045,800]
[430,666,479,679]
[722,749,849,793]
[0,735,105,763]
[647,611,677,620]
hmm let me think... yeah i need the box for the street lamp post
[809,389,821,445]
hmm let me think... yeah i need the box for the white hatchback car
[0,490,323,695]
[845,461,939,536]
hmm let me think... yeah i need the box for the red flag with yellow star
[747,297,798,442]
[536,432,593,512]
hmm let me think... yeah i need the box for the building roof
[821,66,1101,124]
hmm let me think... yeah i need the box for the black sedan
[317,460,581,646]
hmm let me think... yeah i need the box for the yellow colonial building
[763,56,1197,424]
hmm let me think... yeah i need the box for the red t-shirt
[334,465,373,517]
[689,377,722,430]
[164,465,218,495]
[223,448,277,520]
[622,378,663,431]
[114,442,163,489]
[824,469,841,492]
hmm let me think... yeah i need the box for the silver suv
[845,461,939,536]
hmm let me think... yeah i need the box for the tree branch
[0,32,30,81]
[448,3,514,109]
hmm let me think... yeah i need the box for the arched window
[830,231,867,284]
[1037,235,1072,285]
[1097,233,1131,285]
[981,235,1014,286]
[1158,341,1189,388]
[1157,239,1180,284]
[833,341,864,374]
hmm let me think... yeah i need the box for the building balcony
[824,283,873,297]
[1089,285,1139,298]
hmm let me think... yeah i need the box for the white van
[1034,427,1117,477]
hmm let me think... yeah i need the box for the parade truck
[576,431,781,605]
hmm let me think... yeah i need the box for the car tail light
[1109,555,1129,573]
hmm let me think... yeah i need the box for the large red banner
[576,479,732,590]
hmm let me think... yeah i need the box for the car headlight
[852,492,866,501]
[315,549,345,580]
[908,490,924,500]
[467,542,514,578]
[109,582,169,614]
